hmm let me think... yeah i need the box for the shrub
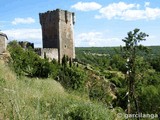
[58,66,87,90]
[8,41,59,78]
[88,79,113,105]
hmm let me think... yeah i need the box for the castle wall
[0,33,7,54]
[39,10,60,48]
[35,48,58,61]
[19,41,34,49]
[59,10,75,61]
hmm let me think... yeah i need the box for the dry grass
[0,60,117,120]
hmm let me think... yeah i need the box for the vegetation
[76,29,160,118]
[121,28,149,115]
[1,28,160,119]
[8,40,59,78]
[0,60,115,120]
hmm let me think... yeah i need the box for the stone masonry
[35,48,58,61]
[0,32,8,54]
[39,9,75,63]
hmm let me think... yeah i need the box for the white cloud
[12,17,35,25]
[141,35,160,46]
[75,31,160,47]
[144,2,150,7]
[95,2,160,20]
[3,29,42,47]
[71,2,102,11]
[145,7,160,20]
[75,31,123,47]
[95,2,138,19]
[121,10,146,20]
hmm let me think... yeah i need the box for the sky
[0,0,160,47]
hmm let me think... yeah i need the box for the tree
[121,28,149,117]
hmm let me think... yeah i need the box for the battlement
[39,9,75,25]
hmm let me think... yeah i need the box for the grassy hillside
[0,60,119,120]
[2,41,160,119]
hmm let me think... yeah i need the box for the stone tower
[0,32,8,54]
[39,9,75,62]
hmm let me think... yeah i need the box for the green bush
[63,102,114,120]
[88,78,114,106]
[58,66,87,90]
[110,54,126,72]
[8,41,59,78]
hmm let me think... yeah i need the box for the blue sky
[0,0,160,47]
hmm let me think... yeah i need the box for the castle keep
[39,9,75,62]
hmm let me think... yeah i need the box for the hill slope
[0,60,119,120]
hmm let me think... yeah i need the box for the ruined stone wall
[39,9,75,62]
[19,41,34,49]
[35,48,58,61]
[0,33,7,54]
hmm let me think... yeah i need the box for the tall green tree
[121,28,149,117]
